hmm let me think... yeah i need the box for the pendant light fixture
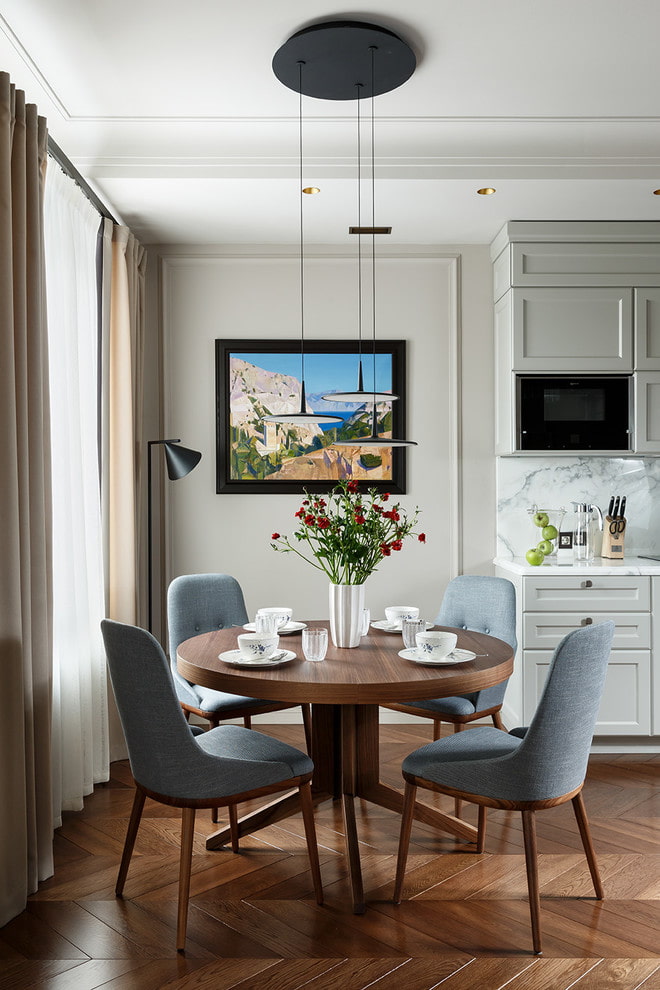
[264,61,342,426]
[322,85,395,405]
[272,21,417,447]
[333,44,417,449]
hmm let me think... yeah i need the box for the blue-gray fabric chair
[101,619,322,952]
[168,573,312,754]
[394,620,615,955]
[385,575,517,737]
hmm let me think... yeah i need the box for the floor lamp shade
[148,439,202,633]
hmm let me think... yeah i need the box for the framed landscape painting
[215,339,407,494]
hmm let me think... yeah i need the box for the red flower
[295,508,305,518]
[383,509,400,521]
[302,499,309,505]
[317,516,331,529]
[347,480,359,493]
[305,514,315,526]
[418,532,426,543]
[354,514,366,525]
[381,492,390,501]
[271,532,280,540]
[380,542,392,556]
[391,539,403,551]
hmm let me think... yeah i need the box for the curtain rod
[47,135,119,225]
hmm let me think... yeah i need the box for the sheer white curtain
[44,163,109,820]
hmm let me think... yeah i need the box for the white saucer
[243,621,306,635]
[372,619,434,633]
[398,647,477,665]
[218,649,296,668]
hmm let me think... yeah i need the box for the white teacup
[415,630,457,660]
[385,605,420,629]
[256,606,293,630]
[237,632,279,661]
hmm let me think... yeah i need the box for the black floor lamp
[148,438,202,633]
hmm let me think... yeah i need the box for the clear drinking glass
[360,608,371,636]
[302,627,328,662]
[402,618,427,650]
[255,612,279,634]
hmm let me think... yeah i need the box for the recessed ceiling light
[477,187,496,196]
[303,186,320,194]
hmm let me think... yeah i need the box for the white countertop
[494,555,660,576]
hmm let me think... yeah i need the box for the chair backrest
[511,620,615,800]
[436,574,517,651]
[167,573,249,689]
[101,619,205,796]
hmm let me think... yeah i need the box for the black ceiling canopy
[272,20,416,101]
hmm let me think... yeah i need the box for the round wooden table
[178,621,514,913]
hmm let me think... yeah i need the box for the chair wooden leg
[572,792,604,900]
[453,724,464,817]
[432,719,441,741]
[243,715,252,729]
[521,810,542,955]
[229,803,240,853]
[492,710,506,731]
[211,806,219,824]
[176,808,196,953]
[477,805,487,854]
[299,781,323,905]
[394,781,417,903]
[116,786,146,897]
[301,703,313,755]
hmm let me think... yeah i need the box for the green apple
[532,511,549,528]
[526,547,545,566]
[541,524,558,541]
[537,540,554,555]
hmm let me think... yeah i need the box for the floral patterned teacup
[237,632,280,661]
[415,630,457,660]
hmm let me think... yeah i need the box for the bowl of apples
[525,506,566,566]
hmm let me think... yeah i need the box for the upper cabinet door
[512,287,633,372]
[634,288,660,370]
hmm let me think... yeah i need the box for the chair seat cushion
[193,724,314,796]
[401,695,477,717]
[402,726,523,798]
[195,685,273,713]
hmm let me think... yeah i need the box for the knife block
[601,516,626,559]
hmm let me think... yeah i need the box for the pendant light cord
[356,84,363,381]
[370,46,378,435]
[298,61,306,395]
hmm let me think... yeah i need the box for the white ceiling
[2,0,660,245]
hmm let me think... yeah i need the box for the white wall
[153,244,496,636]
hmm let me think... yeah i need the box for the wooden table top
[177,621,514,706]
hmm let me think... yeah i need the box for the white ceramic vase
[328,583,365,648]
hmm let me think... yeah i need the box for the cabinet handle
[581,580,593,589]
[582,617,593,626]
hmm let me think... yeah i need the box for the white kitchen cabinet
[633,372,660,452]
[495,565,654,738]
[511,287,633,372]
[634,288,660,369]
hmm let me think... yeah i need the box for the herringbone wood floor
[1,723,659,990]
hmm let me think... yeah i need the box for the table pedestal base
[205,703,478,912]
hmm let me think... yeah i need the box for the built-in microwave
[516,375,632,451]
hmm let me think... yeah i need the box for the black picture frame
[215,338,407,494]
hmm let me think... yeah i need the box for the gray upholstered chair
[393,620,615,955]
[101,619,322,953]
[384,575,517,737]
[168,573,312,753]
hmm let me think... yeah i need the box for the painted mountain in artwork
[228,357,393,482]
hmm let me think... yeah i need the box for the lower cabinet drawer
[523,650,651,735]
[523,612,651,650]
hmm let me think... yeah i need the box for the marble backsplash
[496,456,660,559]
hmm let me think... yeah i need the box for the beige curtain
[0,72,54,925]
[102,221,146,627]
